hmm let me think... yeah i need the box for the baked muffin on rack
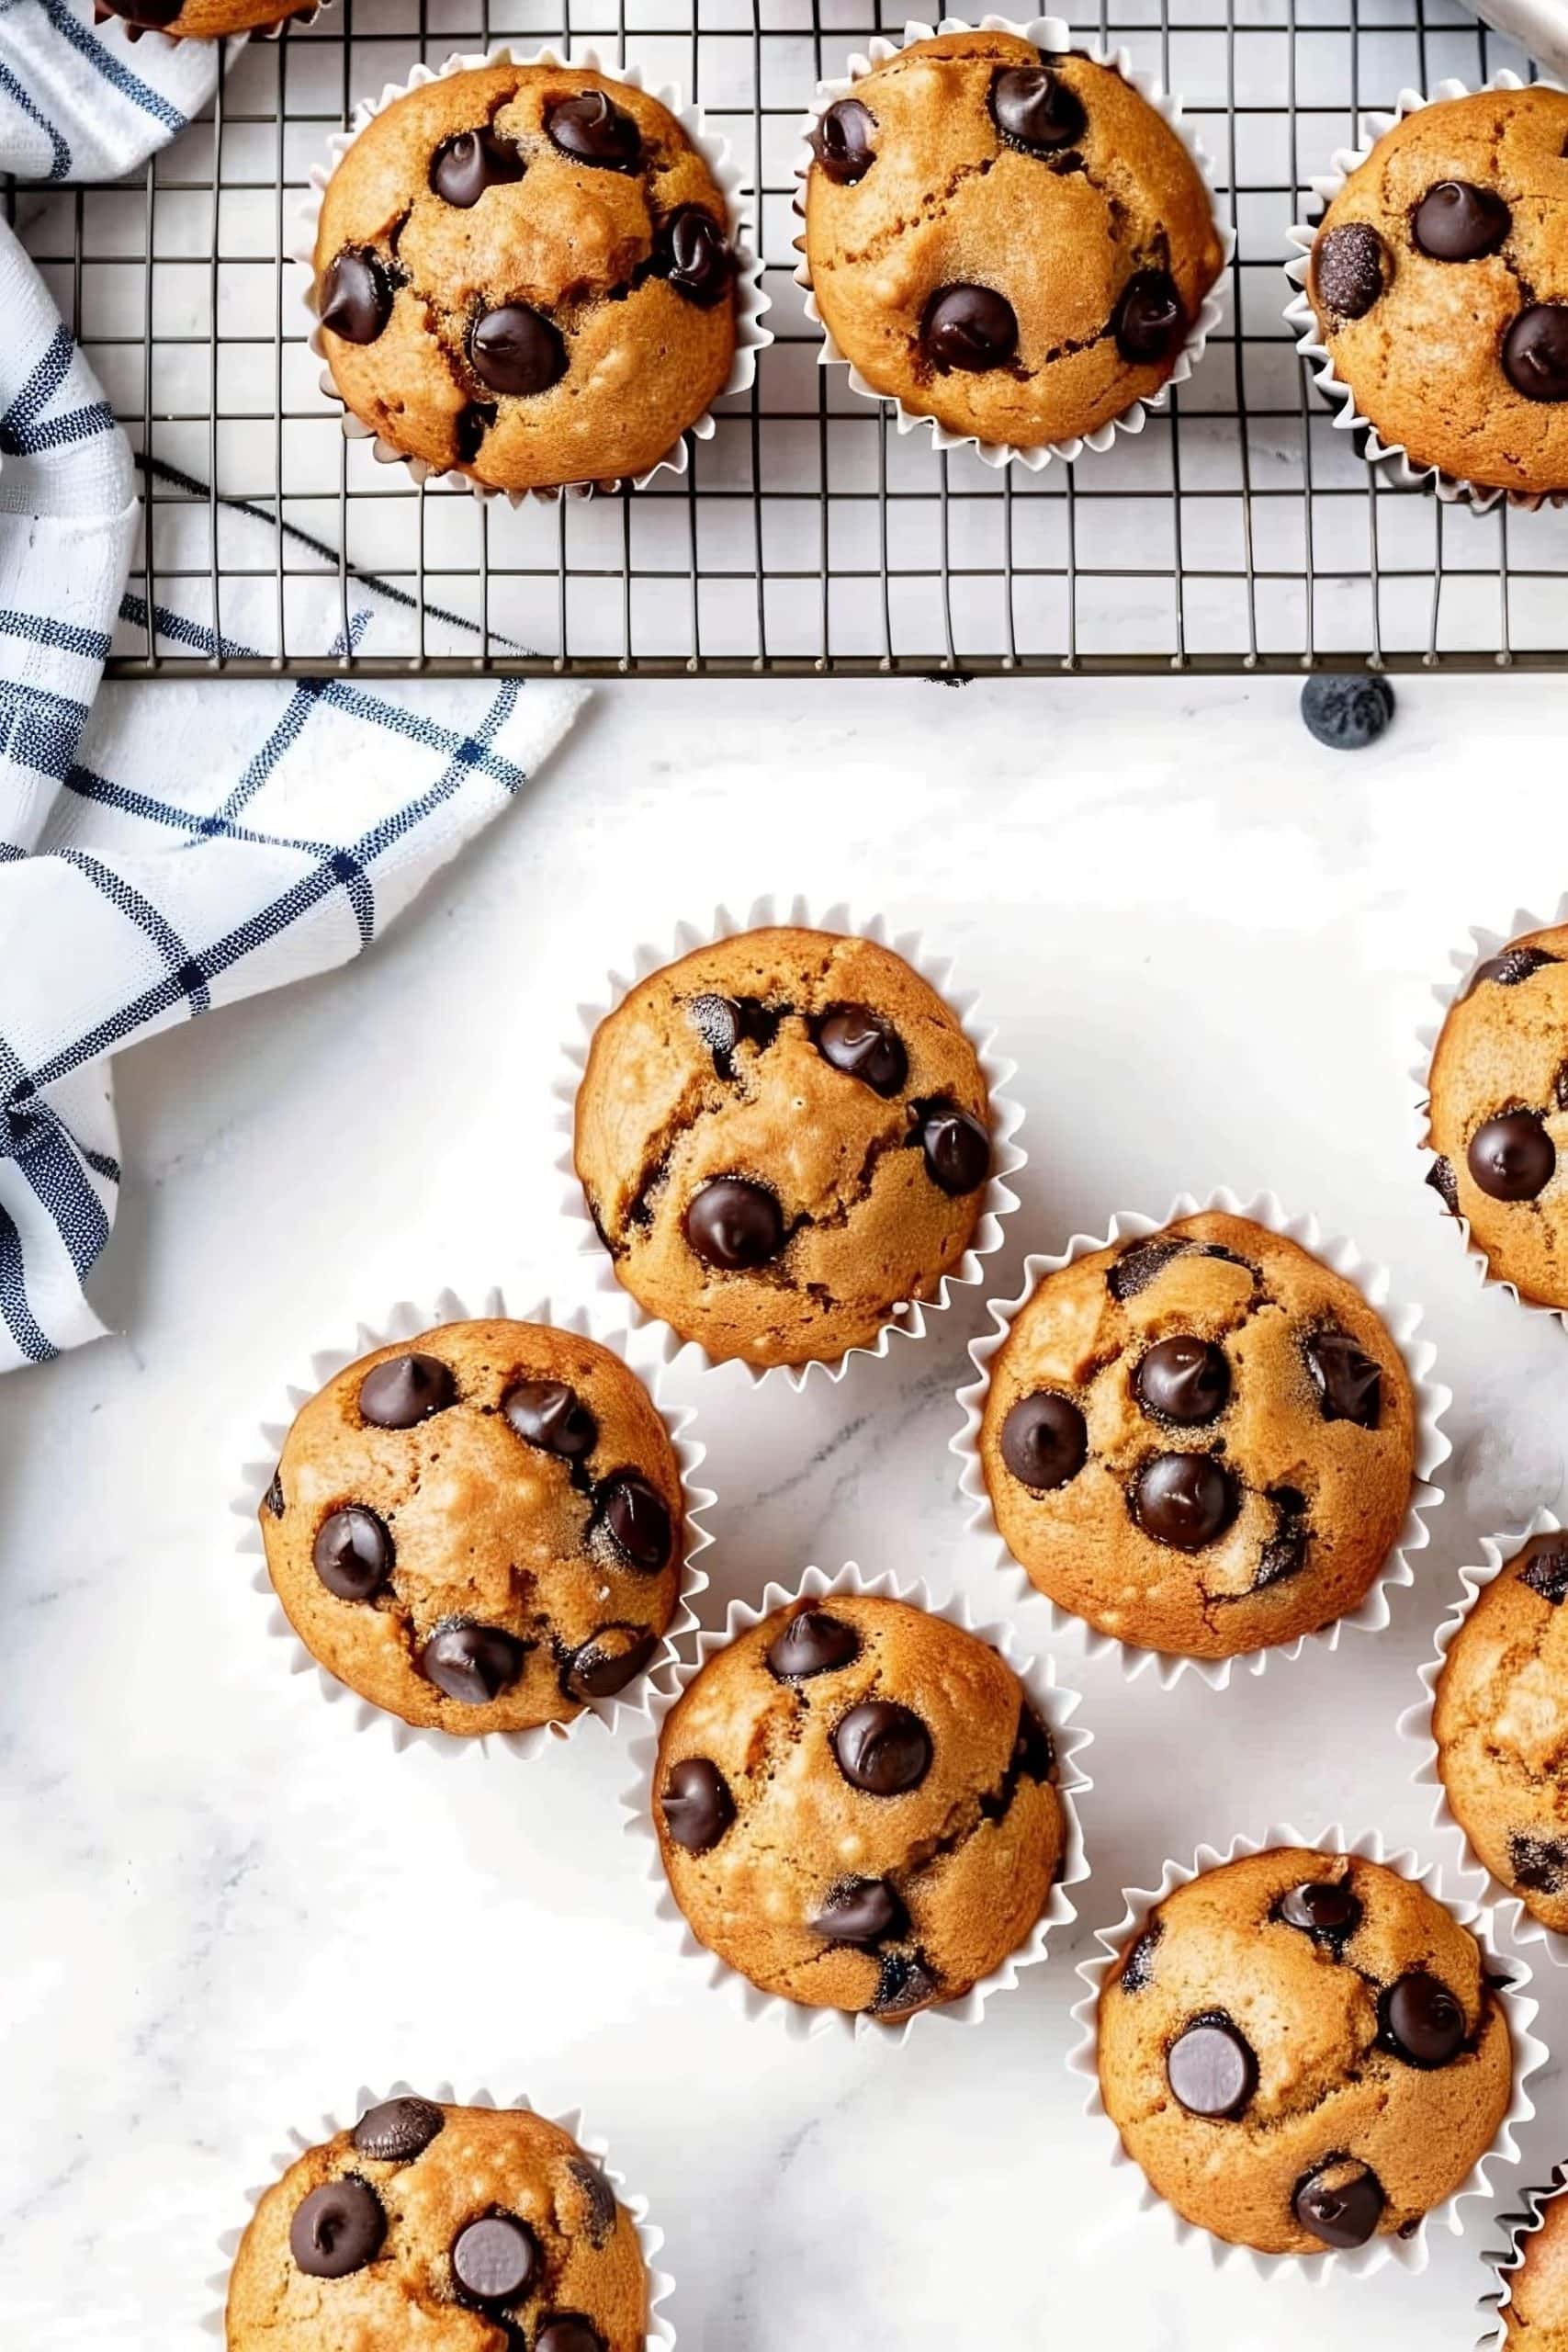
[95,0,312,38]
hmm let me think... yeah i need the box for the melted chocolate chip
[503,1378,598,1460]
[766,1607,861,1679]
[1381,1970,1466,2067]
[263,1468,284,1517]
[594,1473,672,1572]
[1278,1879,1361,1941]
[1315,221,1387,320]
[812,1875,908,1945]
[833,1700,931,1795]
[1519,1535,1568,1604]
[536,2322,605,2352]
[1167,2015,1258,2118]
[1427,1154,1460,1214]
[99,0,184,20]
[1414,180,1509,261]
[1108,1238,1186,1301]
[922,284,1019,373]
[1113,268,1185,365]
[998,1391,1088,1489]
[454,403,495,465]
[814,1004,907,1096]
[660,1756,734,1852]
[1133,1453,1238,1550]
[1504,304,1568,401]
[1256,1485,1310,1589]
[319,249,393,345]
[430,126,525,208]
[1293,2158,1385,2248]
[1120,1914,1162,1992]
[312,1507,392,1602]
[1470,944,1559,990]
[683,1175,784,1267]
[547,91,641,171]
[810,98,876,185]
[469,304,568,398]
[567,2159,617,2245]
[451,2212,539,2305]
[686,992,778,1077]
[871,1948,941,2016]
[566,1624,659,1701]
[419,1622,526,1706]
[657,206,733,308]
[988,63,1086,153]
[360,1351,455,1428]
[1468,1109,1555,1200]
[290,2178,385,2278]
[1134,1335,1230,1426]
[1509,1832,1568,1894]
[1303,1329,1382,1428]
[354,2096,445,2163]
[912,1099,990,1194]
[1013,1702,1055,1781]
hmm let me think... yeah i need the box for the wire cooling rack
[9,0,1566,676]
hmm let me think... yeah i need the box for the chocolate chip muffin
[312,61,740,492]
[652,1592,1065,2020]
[259,1318,684,1736]
[978,1212,1418,1661]
[226,2097,647,2350]
[93,0,307,35]
[801,31,1224,450]
[1502,2184,1568,2346]
[1097,1847,1515,2255]
[573,926,994,1369]
[1434,1531,1568,1934]
[1306,86,1568,497]
[1426,923,1568,1307]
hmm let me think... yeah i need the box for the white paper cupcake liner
[554,894,1027,1391]
[1413,894,1568,1329]
[618,1559,1092,2043]
[1476,2166,1568,2349]
[233,1284,715,1758]
[791,14,1234,473]
[206,2082,676,2346]
[294,44,772,505]
[1284,73,1568,515]
[1400,1506,1568,1969]
[953,1185,1451,1690]
[1066,1824,1547,2281]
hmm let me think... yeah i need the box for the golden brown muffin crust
[1506,2188,1568,2346]
[94,0,309,35]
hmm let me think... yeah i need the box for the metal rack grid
[9,0,1565,675]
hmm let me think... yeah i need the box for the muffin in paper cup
[953,1186,1450,1690]
[233,1284,714,1758]
[1414,894,1568,1327]
[1067,1825,1547,2281]
[1401,1506,1568,1969]
[792,14,1234,473]
[209,2082,676,2347]
[93,0,325,45]
[294,45,771,506]
[618,1560,1091,2042]
[554,894,1027,1390]
[1477,2167,1568,2349]
[1284,73,1568,515]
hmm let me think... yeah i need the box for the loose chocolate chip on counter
[594,1474,673,1571]
[1509,1832,1568,1893]
[1303,1328,1382,1427]
[1504,303,1568,401]
[312,1507,393,1601]
[1134,1335,1230,1426]
[319,250,393,345]
[1120,1915,1162,1993]
[1113,268,1185,364]
[1380,1970,1466,2066]
[1414,180,1510,261]
[430,126,525,207]
[988,64,1087,153]
[1519,1536,1568,1604]
[469,304,569,398]
[766,1606,861,1679]
[657,207,734,308]
[661,1756,735,1852]
[567,2158,617,2245]
[359,1351,455,1429]
[263,1468,284,1517]
[1133,1453,1238,1550]
[547,91,641,170]
[567,1624,660,1701]
[922,285,1019,373]
[1427,1154,1460,1213]
[354,2096,445,2163]
[998,1391,1088,1490]
[871,1948,941,2016]
[683,1175,784,1267]
[814,1004,908,1096]
[812,1875,908,1945]
[536,2321,606,2352]
[451,2212,540,2305]
[454,403,496,465]
[420,1622,526,1705]
[1467,1109,1556,1201]
[290,2177,386,2278]
[833,1700,932,1795]
[1470,944,1559,990]
[1107,1238,1188,1301]
[810,98,877,185]
[503,1378,598,1460]
[1315,222,1387,320]
[1278,1880,1362,1941]
[912,1099,990,1194]
[1300,673,1395,752]
[1166,2015,1258,2119]
[1293,2158,1385,2248]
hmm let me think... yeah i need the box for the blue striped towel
[0,2,584,1372]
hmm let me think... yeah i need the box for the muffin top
[94,0,305,34]
[652,1592,1064,2019]
[1434,1529,1568,1934]
[1505,2185,1568,2346]
[1308,86,1568,496]
[573,925,993,1367]
[802,31,1224,449]
[978,1212,1417,1659]
[1097,1848,1515,2256]
[1426,922,1568,1306]
[226,2098,647,2351]
[313,62,739,492]
[259,1317,684,1736]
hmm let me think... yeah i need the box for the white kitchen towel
[0,0,220,184]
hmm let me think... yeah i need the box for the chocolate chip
[312,1507,393,1601]
[567,2158,616,2245]
[1113,268,1185,364]
[765,1606,861,1679]
[871,1948,941,2016]
[290,2177,385,2278]
[686,991,779,1076]
[100,0,183,20]
[1120,1915,1162,1992]
[1468,1109,1555,1200]
[1519,1536,1568,1604]
[988,63,1086,153]
[536,2322,605,2352]
[1427,1154,1460,1214]
[319,250,392,345]
[1133,1453,1238,1549]
[547,91,641,171]
[922,285,1019,373]
[812,1875,908,1945]
[1293,2158,1385,2248]
[810,98,876,185]
[1470,944,1559,990]
[1256,1485,1310,1589]
[1303,1328,1382,1428]
[263,1468,284,1517]
[1505,303,1568,401]
[683,1175,784,1267]
[913,1099,990,1194]
[566,1624,659,1701]
[1381,1970,1466,2067]
[1166,2015,1258,2118]
[1414,180,1509,261]
[998,1391,1088,1489]
[592,1473,672,1572]
[1108,1238,1186,1301]
[430,126,525,208]
[1014,1702,1055,1781]
[814,1004,908,1096]
[359,1351,455,1429]
[1509,1832,1568,1894]
[1278,1880,1362,1940]
[353,2096,445,2163]
[454,403,494,464]
[660,1756,734,1852]
[503,1378,598,1460]
[1134,1335,1230,1426]
[832,1700,931,1795]
[1315,221,1387,320]
[469,304,568,398]
[657,206,733,308]
[451,2212,539,2304]
[419,1622,526,1706]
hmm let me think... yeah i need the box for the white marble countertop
[6,673,1568,2351]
